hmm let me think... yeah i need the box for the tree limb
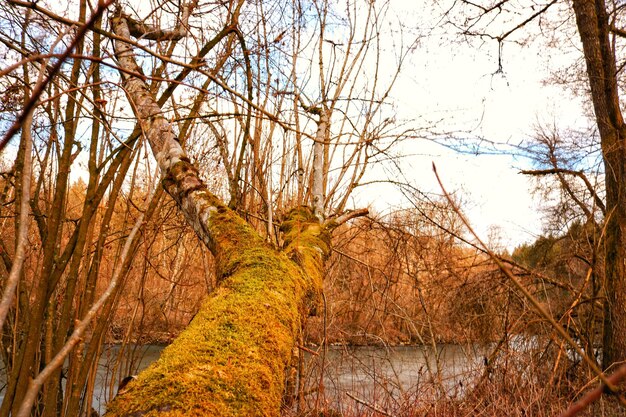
[106,10,331,416]
[521,168,606,214]
[122,1,195,41]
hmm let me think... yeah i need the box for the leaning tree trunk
[105,13,330,417]
[572,0,626,369]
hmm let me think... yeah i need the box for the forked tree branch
[122,1,196,41]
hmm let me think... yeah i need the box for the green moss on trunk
[111,15,332,414]
[281,206,331,314]
[105,208,328,417]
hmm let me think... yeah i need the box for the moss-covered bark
[108,13,334,415]
[105,207,328,417]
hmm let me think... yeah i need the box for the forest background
[0,0,624,416]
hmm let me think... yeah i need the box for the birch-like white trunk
[112,14,223,252]
[311,110,329,220]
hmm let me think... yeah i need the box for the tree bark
[572,0,626,369]
[106,12,330,416]
[311,109,329,220]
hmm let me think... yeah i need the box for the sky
[113,0,564,252]
[0,0,591,251]
[369,1,591,251]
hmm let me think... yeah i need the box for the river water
[300,344,490,411]
[88,343,490,414]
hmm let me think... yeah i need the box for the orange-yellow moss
[105,206,329,417]
[281,207,331,314]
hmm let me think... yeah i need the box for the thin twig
[346,391,393,417]
[297,345,319,356]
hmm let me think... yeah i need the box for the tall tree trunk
[106,13,330,416]
[572,0,626,369]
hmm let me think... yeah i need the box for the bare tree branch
[0,0,113,154]
[521,168,606,214]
